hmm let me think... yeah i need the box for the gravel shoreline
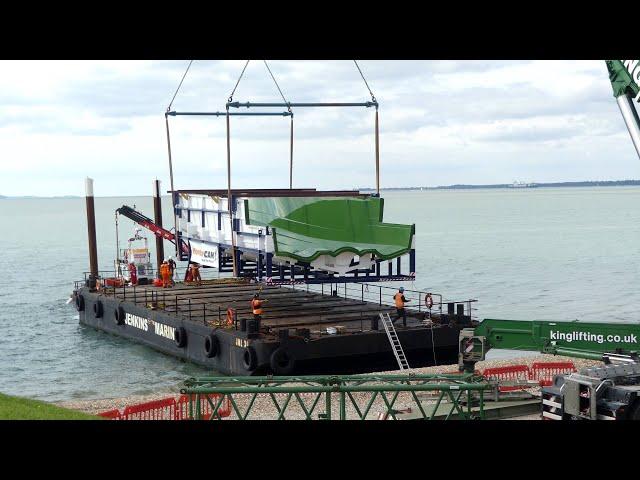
[56,354,599,419]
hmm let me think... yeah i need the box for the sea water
[0,187,638,401]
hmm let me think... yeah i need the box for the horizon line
[3,179,640,198]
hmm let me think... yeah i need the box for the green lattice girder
[182,373,489,420]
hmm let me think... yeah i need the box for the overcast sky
[1,60,638,197]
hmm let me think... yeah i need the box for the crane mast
[606,60,640,159]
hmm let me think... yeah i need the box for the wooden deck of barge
[105,281,429,336]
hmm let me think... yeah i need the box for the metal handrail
[76,275,478,330]
[92,279,245,327]
[286,281,478,319]
[81,280,407,334]
[96,282,388,331]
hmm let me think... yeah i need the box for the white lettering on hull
[124,313,148,331]
[124,312,176,340]
[154,322,176,340]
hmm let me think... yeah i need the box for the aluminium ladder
[379,312,410,370]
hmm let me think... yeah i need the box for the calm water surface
[1,187,638,401]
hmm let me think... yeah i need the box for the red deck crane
[115,205,190,257]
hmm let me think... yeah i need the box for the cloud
[0,60,638,196]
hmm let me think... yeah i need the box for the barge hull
[75,285,466,376]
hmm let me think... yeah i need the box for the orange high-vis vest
[394,293,405,309]
[251,299,263,315]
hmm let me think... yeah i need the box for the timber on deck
[103,281,429,334]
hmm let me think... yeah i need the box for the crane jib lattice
[180,373,490,420]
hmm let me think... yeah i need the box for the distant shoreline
[361,180,640,191]
[3,180,640,198]
[0,195,82,199]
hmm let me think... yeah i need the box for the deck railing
[75,273,478,330]
[286,281,478,321]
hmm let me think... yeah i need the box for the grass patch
[0,393,100,420]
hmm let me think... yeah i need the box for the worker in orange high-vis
[160,260,171,288]
[251,293,267,332]
[393,287,410,327]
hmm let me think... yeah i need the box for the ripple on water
[3,191,640,402]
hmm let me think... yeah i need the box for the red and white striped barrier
[529,362,576,386]
[481,362,577,391]
[98,394,231,420]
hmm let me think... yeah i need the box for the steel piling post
[153,179,165,276]
[84,178,99,286]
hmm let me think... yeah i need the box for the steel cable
[263,60,291,110]
[353,60,376,103]
[228,60,251,102]
[167,60,194,111]
[263,60,295,188]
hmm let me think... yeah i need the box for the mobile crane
[458,60,640,421]
[458,319,640,420]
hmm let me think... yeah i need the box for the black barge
[73,279,475,376]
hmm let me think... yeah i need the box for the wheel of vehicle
[628,400,640,420]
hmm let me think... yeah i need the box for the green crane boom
[606,60,640,159]
[459,319,640,371]
[606,60,640,100]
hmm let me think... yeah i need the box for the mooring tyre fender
[174,326,187,348]
[75,294,85,312]
[242,346,258,372]
[114,306,125,325]
[93,300,104,318]
[269,347,296,376]
[204,333,220,358]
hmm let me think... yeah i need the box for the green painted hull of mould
[244,196,415,262]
